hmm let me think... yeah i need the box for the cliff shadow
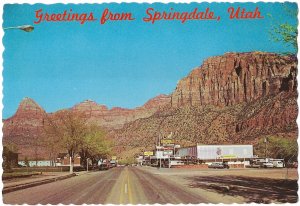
[186,175,298,203]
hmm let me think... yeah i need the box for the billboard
[144,151,154,156]
[161,139,175,145]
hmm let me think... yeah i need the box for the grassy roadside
[2,172,41,180]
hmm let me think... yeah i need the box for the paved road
[3,166,208,204]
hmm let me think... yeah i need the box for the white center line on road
[125,183,128,194]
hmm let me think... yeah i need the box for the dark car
[208,162,229,169]
[99,160,111,170]
[99,163,110,170]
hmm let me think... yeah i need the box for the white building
[177,144,254,160]
[18,160,52,167]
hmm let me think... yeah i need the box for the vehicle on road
[99,160,110,170]
[272,160,284,168]
[110,160,117,168]
[246,164,261,168]
[208,162,229,169]
[262,162,274,168]
[252,158,285,168]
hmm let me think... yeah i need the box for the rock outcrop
[71,94,171,129]
[2,97,47,159]
[171,52,297,107]
[3,97,46,140]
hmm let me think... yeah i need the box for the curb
[3,173,76,194]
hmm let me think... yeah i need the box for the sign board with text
[160,139,175,145]
[221,155,237,158]
[144,151,154,156]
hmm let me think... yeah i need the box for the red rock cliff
[171,52,297,107]
[3,97,47,159]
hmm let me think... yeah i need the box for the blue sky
[2,2,298,118]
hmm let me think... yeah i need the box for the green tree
[44,110,114,172]
[255,136,298,162]
[44,110,87,173]
[268,4,298,53]
[79,124,112,168]
[3,145,18,172]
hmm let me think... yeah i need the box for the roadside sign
[221,155,237,158]
[144,151,154,156]
[156,151,164,158]
[161,139,174,145]
[163,150,173,155]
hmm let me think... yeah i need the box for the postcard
[1,0,298,204]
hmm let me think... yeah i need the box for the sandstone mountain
[2,95,170,159]
[171,52,296,107]
[111,52,297,157]
[3,52,297,160]
[72,94,170,129]
[2,97,48,159]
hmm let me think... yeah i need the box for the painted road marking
[127,172,133,203]
[125,183,128,194]
[118,167,134,204]
[119,171,125,204]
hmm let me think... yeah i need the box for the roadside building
[176,144,254,167]
[56,153,81,167]
[18,160,52,167]
[177,144,253,159]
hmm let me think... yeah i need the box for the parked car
[272,160,284,168]
[99,160,110,170]
[262,162,274,168]
[246,164,261,168]
[99,163,110,170]
[208,162,229,169]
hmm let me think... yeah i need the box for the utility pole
[264,137,268,158]
[159,134,161,169]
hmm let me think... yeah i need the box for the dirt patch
[187,175,298,203]
[141,167,298,203]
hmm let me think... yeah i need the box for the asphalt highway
[3,166,208,204]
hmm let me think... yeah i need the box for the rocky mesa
[171,52,297,108]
